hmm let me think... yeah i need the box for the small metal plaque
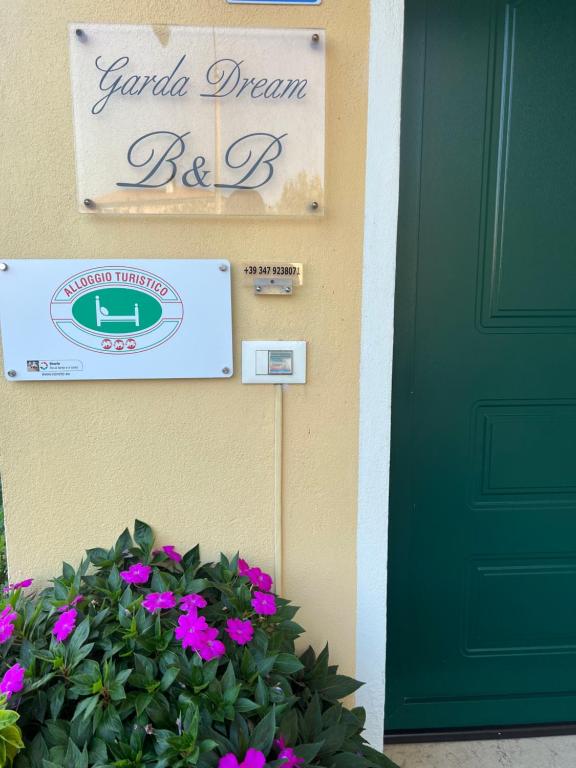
[241,263,303,285]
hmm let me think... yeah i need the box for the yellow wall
[0,0,370,677]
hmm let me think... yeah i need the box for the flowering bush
[0,521,396,768]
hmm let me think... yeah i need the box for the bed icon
[95,295,140,328]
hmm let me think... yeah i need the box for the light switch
[242,341,307,384]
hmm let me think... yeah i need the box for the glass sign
[68,24,325,216]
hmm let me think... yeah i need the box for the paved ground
[385,736,576,767]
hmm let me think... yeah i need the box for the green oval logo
[72,288,162,334]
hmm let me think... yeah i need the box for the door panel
[386,0,576,732]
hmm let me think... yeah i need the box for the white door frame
[356,0,404,748]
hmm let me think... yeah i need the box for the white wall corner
[356,0,404,749]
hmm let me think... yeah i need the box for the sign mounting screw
[312,33,320,44]
[222,367,231,375]
[310,201,319,211]
[75,28,86,41]
[7,370,16,378]
[219,264,228,272]
[83,198,94,208]
[0,263,8,272]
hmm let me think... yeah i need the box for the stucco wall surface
[0,0,370,679]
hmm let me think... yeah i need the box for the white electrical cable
[274,384,284,595]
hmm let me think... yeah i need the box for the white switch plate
[242,341,307,384]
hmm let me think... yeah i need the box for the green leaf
[28,732,49,765]
[236,698,260,713]
[299,646,316,671]
[182,544,200,570]
[95,704,123,741]
[62,563,75,582]
[249,706,276,754]
[85,548,113,567]
[134,653,155,680]
[159,666,179,692]
[1,724,24,749]
[48,683,65,720]
[331,754,372,768]
[0,711,19,728]
[202,659,220,686]
[68,618,91,655]
[185,578,209,594]
[63,739,89,768]
[273,653,304,675]
[310,643,329,681]
[72,694,99,722]
[135,692,153,717]
[317,674,364,701]
[322,703,343,728]
[317,724,347,754]
[26,673,56,692]
[303,693,322,741]
[350,706,367,730]
[256,655,277,676]
[114,669,133,686]
[278,709,298,746]
[293,742,324,763]
[222,661,236,692]
[223,684,241,706]
[114,528,132,557]
[362,745,402,768]
[107,566,121,592]
[134,520,154,552]
[254,677,269,707]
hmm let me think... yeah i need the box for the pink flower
[3,579,33,593]
[175,613,210,651]
[248,567,273,592]
[154,545,183,562]
[57,595,84,613]
[175,613,225,660]
[0,606,18,644]
[219,749,266,768]
[180,594,207,612]
[198,627,226,661]
[162,545,182,562]
[120,563,151,585]
[251,591,277,616]
[274,737,304,767]
[278,746,304,767]
[238,559,273,592]
[226,618,254,645]
[52,608,77,642]
[0,663,25,699]
[142,592,176,612]
[238,558,251,577]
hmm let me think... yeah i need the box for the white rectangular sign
[0,260,233,381]
[69,24,325,216]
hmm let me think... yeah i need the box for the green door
[386,0,576,732]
